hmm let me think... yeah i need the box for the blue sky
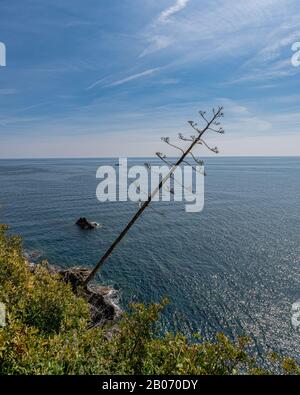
[0,0,300,158]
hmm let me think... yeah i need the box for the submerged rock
[76,217,98,230]
[24,250,43,262]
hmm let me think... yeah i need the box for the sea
[0,157,299,362]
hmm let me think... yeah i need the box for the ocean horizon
[1,155,300,160]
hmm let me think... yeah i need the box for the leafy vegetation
[0,224,299,375]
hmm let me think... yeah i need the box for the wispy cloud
[140,0,291,64]
[17,102,52,113]
[86,77,109,91]
[225,15,300,84]
[139,35,172,58]
[104,67,161,88]
[227,59,298,85]
[140,0,191,57]
[157,0,190,24]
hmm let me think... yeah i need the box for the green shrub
[0,224,298,375]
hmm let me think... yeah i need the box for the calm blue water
[0,157,300,361]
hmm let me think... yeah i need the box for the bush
[0,224,299,375]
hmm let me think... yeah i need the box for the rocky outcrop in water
[76,217,98,230]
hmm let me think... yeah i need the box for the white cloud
[140,0,191,56]
[139,35,172,58]
[227,59,299,85]
[104,67,161,87]
[87,77,109,90]
[157,0,190,24]
[140,0,296,77]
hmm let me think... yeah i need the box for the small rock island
[76,217,98,230]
